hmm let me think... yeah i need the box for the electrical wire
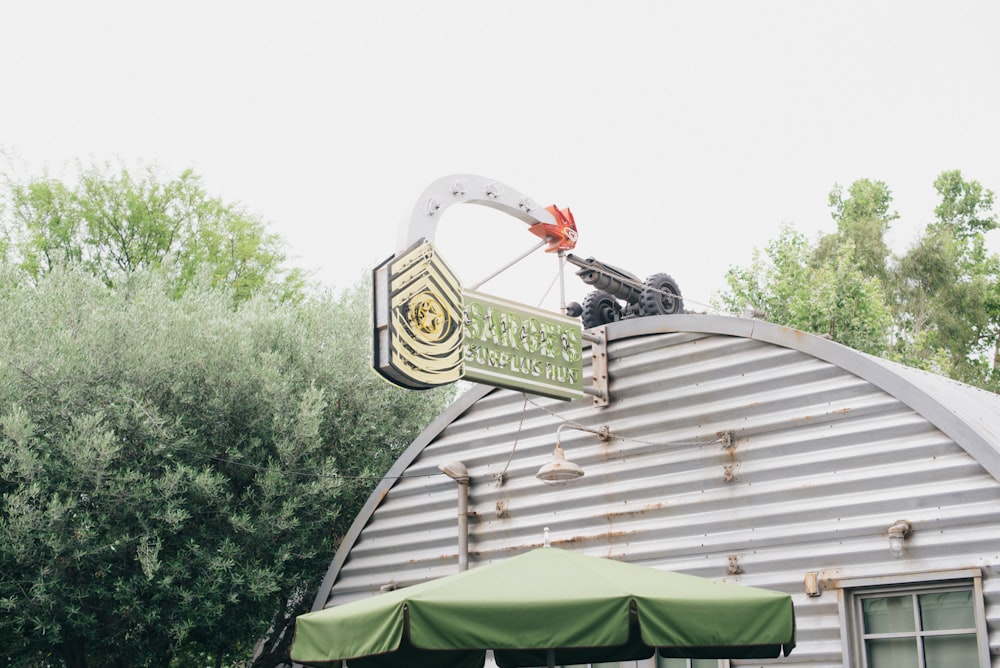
[524,396,726,448]
[494,395,529,485]
[536,267,562,309]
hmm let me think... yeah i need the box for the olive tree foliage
[720,171,1000,391]
[0,161,304,302]
[0,268,454,667]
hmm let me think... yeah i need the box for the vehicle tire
[580,290,622,329]
[639,273,684,316]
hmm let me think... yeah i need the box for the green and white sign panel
[373,240,583,401]
[462,290,582,400]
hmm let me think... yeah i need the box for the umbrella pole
[546,648,555,668]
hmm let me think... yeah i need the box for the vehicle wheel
[580,290,622,329]
[639,273,684,316]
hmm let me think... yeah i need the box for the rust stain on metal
[605,502,663,519]
[420,553,458,563]
[802,407,850,422]
[471,542,545,558]
[468,530,637,560]
[553,530,630,546]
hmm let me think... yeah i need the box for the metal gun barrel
[565,254,644,303]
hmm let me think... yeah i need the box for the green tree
[817,178,898,283]
[892,171,999,385]
[720,171,1000,391]
[0,268,453,667]
[720,224,893,356]
[0,161,303,302]
[933,169,996,239]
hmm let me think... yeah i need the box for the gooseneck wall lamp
[536,423,610,485]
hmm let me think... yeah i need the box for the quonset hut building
[311,314,1000,667]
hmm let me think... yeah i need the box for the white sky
[3,1,999,313]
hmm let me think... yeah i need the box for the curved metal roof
[312,314,1000,611]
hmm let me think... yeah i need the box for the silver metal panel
[317,316,1000,666]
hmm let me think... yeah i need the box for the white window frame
[490,655,729,668]
[622,657,730,668]
[835,568,989,667]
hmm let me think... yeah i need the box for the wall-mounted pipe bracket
[727,554,744,575]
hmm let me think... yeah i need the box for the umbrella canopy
[292,547,796,668]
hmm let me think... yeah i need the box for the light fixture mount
[887,519,912,559]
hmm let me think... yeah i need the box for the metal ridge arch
[603,314,1000,484]
[310,384,494,612]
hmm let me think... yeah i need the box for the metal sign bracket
[583,327,609,407]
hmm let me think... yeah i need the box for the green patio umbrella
[292,547,796,668]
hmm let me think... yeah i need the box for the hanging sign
[374,240,583,401]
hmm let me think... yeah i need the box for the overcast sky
[3,1,998,313]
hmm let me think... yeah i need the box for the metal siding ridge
[606,315,1000,482]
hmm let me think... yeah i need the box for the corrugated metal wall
[322,322,1000,667]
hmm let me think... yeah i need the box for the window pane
[923,634,979,668]
[866,637,918,668]
[656,659,688,668]
[691,660,718,668]
[919,590,975,631]
[863,595,915,634]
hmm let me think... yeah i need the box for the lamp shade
[536,445,584,483]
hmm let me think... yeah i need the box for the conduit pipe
[438,461,470,571]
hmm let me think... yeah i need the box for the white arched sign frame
[398,174,559,253]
